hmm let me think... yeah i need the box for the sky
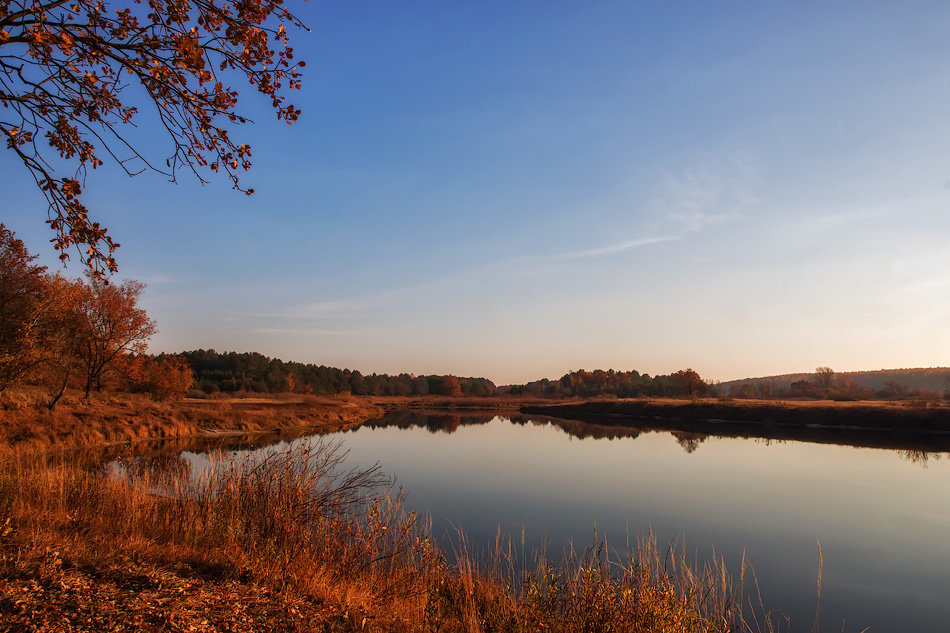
[4,1,950,384]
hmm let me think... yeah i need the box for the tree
[670,368,707,397]
[428,374,462,397]
[0,225,86,406]
[123,353,193,399]
[815,366,835,390]
[0,223,48,390]
[1,0,305,273]
[34,273,84,408]
[72,276,157,396]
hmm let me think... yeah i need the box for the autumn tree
[72,276,157,396]
[1,0,305,273]
[441,374,462,397]
[34,274,85,408]
[123,353,193,399]
[0,225,86,406]
[670,368,707,397]
[815,366,836,390]
[427,374,462,397]
[0,223,48,390]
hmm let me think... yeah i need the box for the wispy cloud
[791,207,889,234]
[250,273,483,322]
[250,327,352,336]
[295,299,370,318]
[132,272,174,286]
[552,235,678,261]
[654,152,759,232]
[247,164,754,324]
[251,232,679,323]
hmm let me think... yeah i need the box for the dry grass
[0,388,383,452]
[0,441,756,632]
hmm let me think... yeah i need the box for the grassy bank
[0,389,383,452]
[523,398,950,452]
[0,436,758,631]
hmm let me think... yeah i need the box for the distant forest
[182,350,950,402]
[503,368,706,398]
[717,367,950,401]
[181,350,707,398]
[182,349,496,397]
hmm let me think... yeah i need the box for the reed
[1,442,757,632]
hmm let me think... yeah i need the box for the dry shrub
[186,443,442,610]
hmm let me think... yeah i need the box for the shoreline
[4,392,921,631]
[0,391,385,454]
[0,391,749,632]
[521,398,950,452]
[8,391,950,455]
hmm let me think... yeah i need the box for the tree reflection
[364,411,493,434]
[671,432,707,454]
[113,454,192,491]
[365,412,646,441]
[899,450,943,468]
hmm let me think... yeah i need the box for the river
[176,411,950,632]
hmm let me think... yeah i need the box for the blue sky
[4,1,950,384]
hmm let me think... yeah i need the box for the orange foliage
[0,0,306,273]
[670,369,707,397]
[122,355,194,400]
[72,277,157,397]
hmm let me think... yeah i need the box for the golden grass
[0,441,755,632]
[0,388,383,452]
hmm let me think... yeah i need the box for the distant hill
[717,367,950,396]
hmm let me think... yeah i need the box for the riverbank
[522,397,950,451]
[0,390,384,452]
[0,391,755,632]
[8,389,948,454]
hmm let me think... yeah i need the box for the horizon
[163,347,950,387]
[4,2,950,384]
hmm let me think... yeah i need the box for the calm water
[179,412,950,632]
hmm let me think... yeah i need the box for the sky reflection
[182,414,950,632]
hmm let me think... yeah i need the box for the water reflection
[671,431,707,454]
[326,414,950,633]
[899,449,943,467]
[361,410,948,462]
[117,411,950,632]
[115,453,191,484]
[363,411,646,442]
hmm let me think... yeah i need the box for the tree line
[182,351,714,399]
[504,368,709,399]
[182,349,497,397]
[724,367,950,401]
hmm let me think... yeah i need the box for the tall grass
[2,442,757,632]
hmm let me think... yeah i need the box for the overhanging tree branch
[0,0,306,275]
